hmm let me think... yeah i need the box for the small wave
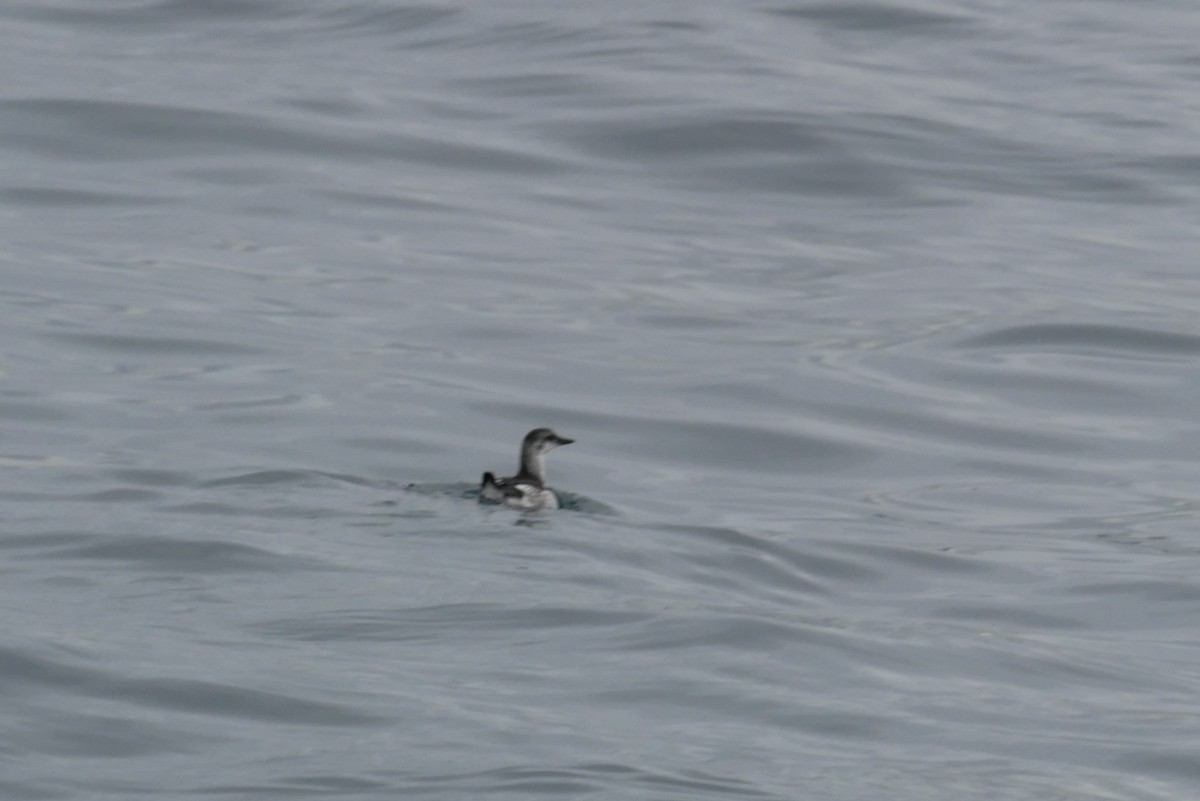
[959,323,1200,356]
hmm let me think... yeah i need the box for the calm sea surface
[2,1,1199,799]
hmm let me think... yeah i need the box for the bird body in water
[480,428,574,511]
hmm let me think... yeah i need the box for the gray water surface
[2,1,1199,799]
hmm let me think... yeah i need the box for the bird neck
[519,447,546,484]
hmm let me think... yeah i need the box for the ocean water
[2,1,1199,799]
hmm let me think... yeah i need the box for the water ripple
[43,331,261,356]
[769,3,977,33]
[10,534,333,573]
[0,98,568,174]
[959,323,1200,356]
[0,643,384,726]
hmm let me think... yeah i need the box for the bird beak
[555,436,575,446]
